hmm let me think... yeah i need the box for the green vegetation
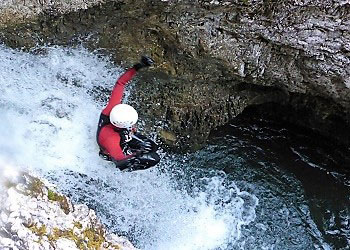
[27,223,47,242]
[49,227,85,249]
[45,223,121,250]
[47,189,70,215]
[82,226,106,249]
[73,221,83,229]
[47,189,60,201]
[27,176,45,197]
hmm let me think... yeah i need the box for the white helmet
[110,104,138,128]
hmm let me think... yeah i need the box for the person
[96,56,160,171]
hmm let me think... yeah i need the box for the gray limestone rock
[0,172,137,250]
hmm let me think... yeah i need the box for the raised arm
[101,56,154,116]
[102,68,137,116]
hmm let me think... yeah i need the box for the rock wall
[0,0,349,150]
[0,0,104,26]
[0,172,136,250]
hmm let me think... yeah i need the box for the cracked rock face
[0,172,136,250]
[0,0,349,149]
[0,0,105,26]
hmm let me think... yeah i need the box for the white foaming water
[0,44,258,249]
[0,45,120,173]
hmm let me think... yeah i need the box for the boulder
[0,171,136,250]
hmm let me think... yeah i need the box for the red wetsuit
[97,67,137,162]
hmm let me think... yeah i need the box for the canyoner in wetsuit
[96,56,160,171]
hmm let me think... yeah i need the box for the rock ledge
[0,172,136,250]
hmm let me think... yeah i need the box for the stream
[0,44,349,249]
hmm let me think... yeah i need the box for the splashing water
[0,45,114,172]
[0,44,259,249]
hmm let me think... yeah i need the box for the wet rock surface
[0,0,349,150]
[0,173,136,250]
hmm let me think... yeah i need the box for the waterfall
[0,45,260,249]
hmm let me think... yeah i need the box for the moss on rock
[26,176,46,198]
[48,227,84,248]
[82,226,106,249]
[27,223,47,242]
[46,225,120,250]
[47,189,70,215]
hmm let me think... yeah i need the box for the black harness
[96,113,110,142]
[96,113,132,156]
[117,128,133,155]
[96,113,160,171]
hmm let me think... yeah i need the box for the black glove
[140,141,153,153]
[133,56,154,71]
[141,56,154,67]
